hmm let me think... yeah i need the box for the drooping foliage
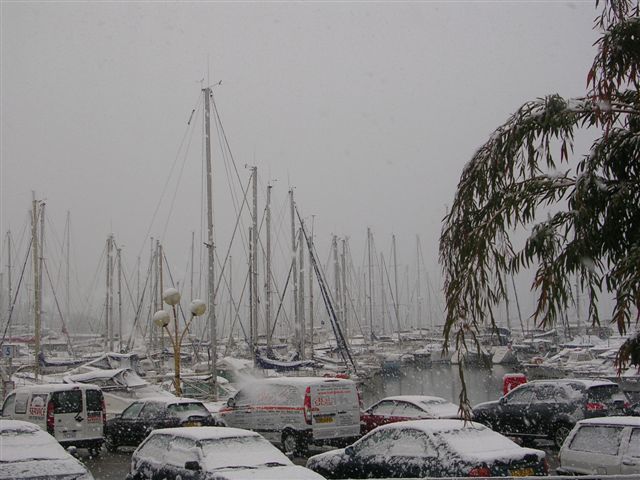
[440,0,640,414]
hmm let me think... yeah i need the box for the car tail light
[304,386,312,425]
[586,402,606,411]
[357,389,363,409]
[46,400,55,435]
[468,466,491,477]
[544,457,549,474]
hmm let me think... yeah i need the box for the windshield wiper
[262,462,287,467]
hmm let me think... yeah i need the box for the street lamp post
[154,288,206,397]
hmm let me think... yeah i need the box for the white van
[1,383,105,453]
[218,376,361,455]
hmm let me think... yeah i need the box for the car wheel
[105,434,118,453]
[553,424,572,449]
[282,430,307,457]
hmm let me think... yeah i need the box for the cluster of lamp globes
[153,288,207,329]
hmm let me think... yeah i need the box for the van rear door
[85,389,105,439]
[50,388,84,442]
[310,380,360,440]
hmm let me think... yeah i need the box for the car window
[533,385,557,403]
[586,385,619,402]
[393,403,425,418]
[137,433,172,461]
[506,386,534,404]
[167,402,209,420]
[165,436,199,466]
[569,425,624,455]
[371,401,396,416]
[14,392,29,414]
[140,402,165,419]
[389,429,435,456]
[627,429,640,458]
[2,393,15,416]
[355,428,397,456]
[121,402,144,419]
[52,390,82,414]
[233,391,250,407]
[86,390,103,412]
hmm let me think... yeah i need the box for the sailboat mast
[367,227,374,343]
[65,212,70,336]
[6,231,12,341]
[32,195,41,380]
[290,190,299,352]
[298,226,305,359]
[392,235,401,344]
[308,218,315,356]
[340,239,348,337]
[117,245,123,352]
[251,166,258,357]
[416,235,422,335]
[265,185,272,350]
[203,87,217,400]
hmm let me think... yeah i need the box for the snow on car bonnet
[0,420,69,462]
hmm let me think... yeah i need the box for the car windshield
[200,435,291,470]
[167,402,209,419]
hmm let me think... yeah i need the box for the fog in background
[1,2,603,338]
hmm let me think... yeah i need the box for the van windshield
[52,390,82,414]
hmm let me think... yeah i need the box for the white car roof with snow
[373,419,482,433]
[378,395,451,404]
[150,426,259,440]
[132,396,204,405]
[528,378,616,388]
[576,416,640,427]
[9,382,99,394]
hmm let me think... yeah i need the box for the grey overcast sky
[1,1,600,323]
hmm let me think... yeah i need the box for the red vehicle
[360,395,461,435]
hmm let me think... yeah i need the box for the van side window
[627,429,640,458]
[2,393,16,416]
[52,390,82,414]
[86,390,103,412]
[14,392,29,414]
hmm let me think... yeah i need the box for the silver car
[0,419,94,480]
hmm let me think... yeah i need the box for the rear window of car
[168,402,209,419]
[86,390,103,412]
[569,425,623,455]
[52,390,82,414]
[586,385,619,402]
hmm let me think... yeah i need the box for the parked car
[104,396,216,451]
[126,426,325,480]
[360,395,461,435]
[0,419,94,480]
[1,383,105,453]
[472,378,625,448]
[218,376,361,455]
[557,416,640,475]
[306,419,547,478]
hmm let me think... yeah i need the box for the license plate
[62,431,76,439]
[184,421,201,427]
[509,467,534,477]
[315,416,334,424]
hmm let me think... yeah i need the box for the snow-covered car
[306,419,547,478]
[0,419,94,480]
[104,396,217,451]
[472,378,624,447]
[126,426,326,479]
[360,395,461,434]
[557,416,640,475]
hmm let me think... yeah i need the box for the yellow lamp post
[154,289,206,397]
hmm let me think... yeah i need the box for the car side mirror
[345,445,355,457]
[185,461,201,471]
[499,396,506,405]
[66,446,78,457]
[227,397,236,408]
